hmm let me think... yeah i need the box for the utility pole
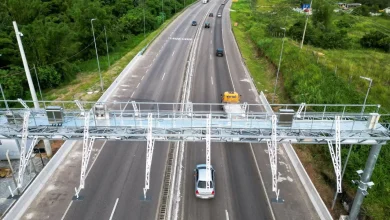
[103,26,110,68]
[91,18,103,92]
[33,65,44,104]
[349,144,382,220]
[272,28,286,104]
[360,76,372,116]
[13,21,39,109]
[300,0,313,49]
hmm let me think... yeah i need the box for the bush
[318,29,351,49]
[288,20,319,45]
[360,31,389,52]
[336,19,352,28]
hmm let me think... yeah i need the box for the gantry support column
[43,139,52,158]
[349,144,383,220]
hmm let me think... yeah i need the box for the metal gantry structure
[1,98,389,218]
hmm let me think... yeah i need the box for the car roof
[198,168,213,181]
[217,48,223,51]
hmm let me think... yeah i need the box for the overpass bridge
[1,98,389,219]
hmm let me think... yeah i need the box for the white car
[217,13,222,17]
[194,164,215,199]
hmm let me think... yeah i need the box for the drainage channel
[157,144,175,220]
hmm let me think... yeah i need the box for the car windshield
[198,181,213,188]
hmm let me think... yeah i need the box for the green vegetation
[231,0,390,218]
[0,0,195,102]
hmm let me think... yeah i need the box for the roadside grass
[231,0,390,219]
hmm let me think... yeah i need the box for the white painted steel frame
[75,110,96,198]
[144,113,155,198]
[296,103,306,118]
[206,114,211,190]
[267,114,278,192]
[327,116,342,193]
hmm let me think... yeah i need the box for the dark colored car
[204,22,210,28]
[192,21,197,26]
[209,13,214,17]
[216,48,224,57]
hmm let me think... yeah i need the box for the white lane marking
[210,54,212,60]
[225,210,229,220]
[136,83,140,88]
[141,75,144,80]
[210,40,212,45]
[172,51,175,57]
[211,77,213,85]
[131,91,135,98]
[109,198,119,220]
[162,72,166,80]
[86,141,108,177]
[61,141,108,220]
[61,201,73,220]
[249,143,276,220]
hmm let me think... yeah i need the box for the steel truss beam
[327,116,342,193]
[75,110,96,198]
[267,115,278,192]
[206,114,211,190]
[144,113,155,199]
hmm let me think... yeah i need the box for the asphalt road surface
[181,1,273,220]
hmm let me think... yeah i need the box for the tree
[312,0,333,30]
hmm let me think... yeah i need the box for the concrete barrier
[3,140,75,220]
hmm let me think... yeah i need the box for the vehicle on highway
[192,21,197,26]
[216,48,224,56]
[209,13,213,17]
[221,91,246,116]
[204,22,210,28]
[222,2,225,5]
[194,164,215,199]
[217,13,222,17]
[202,0,209,3]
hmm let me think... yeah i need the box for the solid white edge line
[109,198,119,220]
[86,141,107,177]
[60,201,73,220]
[61,141,108,220]
[136,83,140,88]
[225,210,229,220]
[249,143,276,220]
[211,76,213,85]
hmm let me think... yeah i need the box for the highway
[19,0,319,219]
[181,1,273,220]
[63,3,210,220]
[21,2,215,220]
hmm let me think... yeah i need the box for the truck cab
[221,91,240,104]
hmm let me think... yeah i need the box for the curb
[3,141,76,220]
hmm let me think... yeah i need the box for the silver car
[194,164,215,199]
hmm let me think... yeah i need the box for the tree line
[0,0,190,101]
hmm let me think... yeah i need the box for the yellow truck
[221,91,246,116]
